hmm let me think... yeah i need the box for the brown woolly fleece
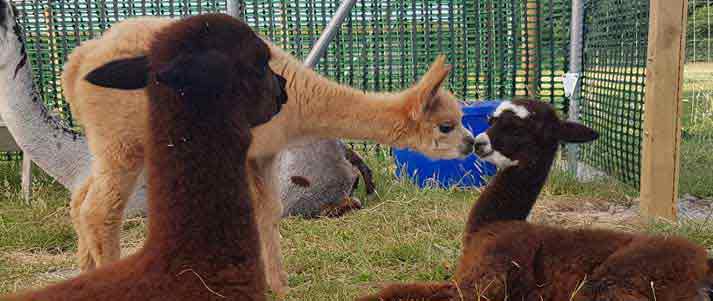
[2,14,285,301]
[359,99,713,301]
[61,14,472,294]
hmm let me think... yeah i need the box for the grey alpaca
[277,139,376,218]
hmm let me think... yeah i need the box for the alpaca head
[85,14,287,127]
[400,55,475,159]
[473,99,598,169]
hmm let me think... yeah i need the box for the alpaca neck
[260,48,413,147]
[143,104,259,262]
[0,15,92,191]
[465,146,557,234]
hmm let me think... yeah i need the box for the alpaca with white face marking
[359,99,713,301]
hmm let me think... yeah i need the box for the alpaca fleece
[278,139,375,218]
[2,13,283,301]
[359,99,713,301]
[62,14,472,294]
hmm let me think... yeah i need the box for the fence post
[525,0,541,97]
[227,0,245,20]
[565,0,584,177]
[640,0,689,221]
[21,154,33,203]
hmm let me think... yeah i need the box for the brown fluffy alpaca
[62,15,472,295]
[2,14,284,301]
[359,99,713,301]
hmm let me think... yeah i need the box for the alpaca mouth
[477,149,494,158]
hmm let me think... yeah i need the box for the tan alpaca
[62,16,474,296]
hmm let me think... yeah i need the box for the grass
[0,150,711,300]
[680,63,713,198]
[0,64,709,298]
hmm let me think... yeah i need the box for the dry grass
[1,153,711,300]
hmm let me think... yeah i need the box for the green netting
[5,0,570,160]
[12,0,227,132]
[578,0,649,186]
[243,0,570,105]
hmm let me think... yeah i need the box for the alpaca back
[277,139,358,217]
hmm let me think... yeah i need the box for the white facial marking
[473,133,519,169]
[493,101,530,119]
[485,151,519,169]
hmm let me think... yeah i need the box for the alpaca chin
[473,132,518,169]
[482,151,519,169]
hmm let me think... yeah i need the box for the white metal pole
[566,0,585,177]
[304,0,358,68]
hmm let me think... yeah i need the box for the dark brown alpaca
[1,13,286,301]
[359,99,713,301]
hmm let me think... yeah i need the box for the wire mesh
[5,0,570,160]
[578,0,649,186]
[688,0,713,62]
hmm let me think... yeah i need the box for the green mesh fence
[242,0,570,106]
[5,0,571,159]
[578,0,649,186]
[11,0,227,131]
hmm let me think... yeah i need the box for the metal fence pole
[566,0,585,177]
[304,0,358,68]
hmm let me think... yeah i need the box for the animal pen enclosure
[1,0,706,218]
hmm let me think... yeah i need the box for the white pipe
[303,0,358,68]
[566,0,585,177]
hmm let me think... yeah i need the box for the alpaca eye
[438,123,454,134]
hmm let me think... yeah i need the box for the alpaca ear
[84,56,149,90]
[409,55,451,120]
[557,121,599,143]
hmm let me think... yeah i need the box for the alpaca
[358,99,713,301]
[62,15,473,295]
[278,139,376,218]
[2,13,282,301]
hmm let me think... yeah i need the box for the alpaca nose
[464,136,475,147]
[460,136,476,155]
[472,133,492,157]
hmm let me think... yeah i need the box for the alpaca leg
[69,175,95,271]
[79,169,140,267]
[248,156,288,296]
[320,196,363,218]
[258,191,289,296]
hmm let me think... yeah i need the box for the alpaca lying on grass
[278,139,376,218]
[63,14,473,295]
[2,13,281,301]
[359,99,713,301]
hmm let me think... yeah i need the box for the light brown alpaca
[63,16,474,296]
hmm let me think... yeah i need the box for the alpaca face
[420,90,476,159]
[402,56,475,159]
[473,99,598,169]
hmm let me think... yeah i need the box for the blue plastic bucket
[393,100,501,188]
